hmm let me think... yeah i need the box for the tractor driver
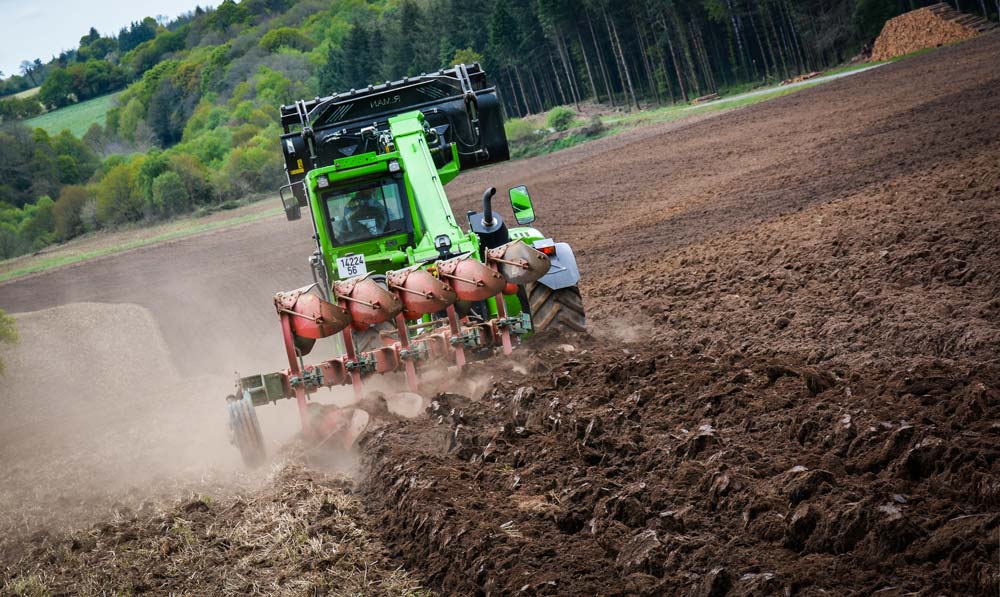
[335,188,388,242]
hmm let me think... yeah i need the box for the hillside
[0,0,997,263]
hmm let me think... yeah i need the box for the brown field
[1,33,998,595]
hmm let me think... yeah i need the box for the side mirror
[279,184,302,221]
[509,185,535,225]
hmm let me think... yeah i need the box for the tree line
[320,0,998,119]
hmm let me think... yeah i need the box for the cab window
[323,179,406,245]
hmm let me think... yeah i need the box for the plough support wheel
[227,395,266,468]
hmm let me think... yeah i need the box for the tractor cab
[314,167,418,280]
[321,178,410,246]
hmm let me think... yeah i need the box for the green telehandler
[227,64,585,466]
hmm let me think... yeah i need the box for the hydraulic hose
[309,250,331,302]
[482,187,497,226]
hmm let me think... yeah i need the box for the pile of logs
[871,3,995,62]
[690,93,720,105]
[781,72,820,86]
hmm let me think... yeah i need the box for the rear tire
[227,395,266,468]
[525,283,586,334]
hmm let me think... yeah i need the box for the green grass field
[25,93,118,137]
[13,86,39,98]
[507,61,882,159]
[508,85,813,159]
[0,206,282,283]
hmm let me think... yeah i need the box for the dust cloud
[0,301,306,538]
[0,293,449,540]
[589,315,647,344]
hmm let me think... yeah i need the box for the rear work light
[532,239,556,256]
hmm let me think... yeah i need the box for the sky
[0,0,220,78]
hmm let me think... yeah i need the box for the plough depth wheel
[227,395,266,468]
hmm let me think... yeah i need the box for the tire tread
[526,284,586,334]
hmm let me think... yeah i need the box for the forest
[0,0,996,259]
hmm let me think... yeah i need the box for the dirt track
[2,33,999,595]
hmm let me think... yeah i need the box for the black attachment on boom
[279,64,509,205]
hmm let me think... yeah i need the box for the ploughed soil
[2,33,999,595]
[368,33,1000,596]
[364,342,997,595]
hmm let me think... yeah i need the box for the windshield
[323,179,406,245]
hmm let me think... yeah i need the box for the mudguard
[537,242,580,290]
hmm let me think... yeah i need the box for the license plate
[336,254,367,278]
